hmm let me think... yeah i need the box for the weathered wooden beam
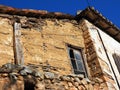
[13,22,24,65]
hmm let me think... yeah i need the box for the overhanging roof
[75,7,120,43]
[0,5,74,19]
[0,5,120,43]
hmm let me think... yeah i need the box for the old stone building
[0,5,120,90]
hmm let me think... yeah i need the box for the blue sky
[0,0,120,28]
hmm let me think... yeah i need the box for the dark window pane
[69,49,74,58]
[68,46,87,77]
[71,60,77,70]
[77,60,84,71]
[74,50,81,60]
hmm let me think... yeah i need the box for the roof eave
[75,7,120,43]
[0,5,74,20]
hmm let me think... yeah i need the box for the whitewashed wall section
[88,26,120,88]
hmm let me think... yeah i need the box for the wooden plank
[14,22,24,65]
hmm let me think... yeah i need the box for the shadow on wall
[24,81,35,90]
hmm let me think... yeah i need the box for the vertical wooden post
[13,22,24,65]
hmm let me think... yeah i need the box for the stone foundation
[0,63,109,90]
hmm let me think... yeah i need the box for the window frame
[67,44,88,77]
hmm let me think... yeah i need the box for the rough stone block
[44,72,55,79]
[68,82,73,87]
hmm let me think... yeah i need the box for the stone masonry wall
[79,19,103,78]
[20,17,85,75]
[0,14,85,75]
[81,19,118,89]
[0,14,117,90]
[0,63,107,90]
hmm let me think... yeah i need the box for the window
[68,45,87,77]
[112,53,120,74]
